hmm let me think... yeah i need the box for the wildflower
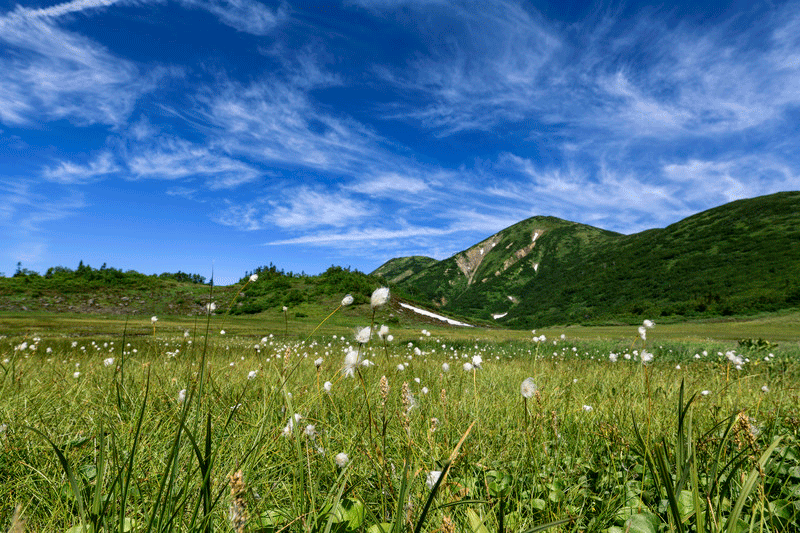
[178,389,187,402]
[249,273,258,282]
[247,370,257,380]
[370,287,390,309]
[220,330,226,335]
[761,385,769,393]
[638,326,647,340]
[282,306,288,312]
[463,362,474,372]
[397,363,405,371]
[609,353,618,363]
[73,371,81,378]
[343,349,360,378]
[641,350,654,364]
[324,381,333,393]
[422,386,429,394]
[355,326,371,344]
[426,470,442,490]
[471,355,483,368]
[151,316,158,324]
[335,452,349,468]
[282,413,303,437]
[206,302,216,313]
[520,377,537,398]
[386,334,394,342]
[643,319,655,329]
[378,325,390,340]
[582,405,593,412]
[701,390,710,396]
[304,424,317,438]
[341,294,354,306]
[314,357,324,368]
[441,362,450,372]
[103,357,115,367]
[0,423,7,433]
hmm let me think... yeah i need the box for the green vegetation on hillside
[231,265,389,314]
[379,192,800,328]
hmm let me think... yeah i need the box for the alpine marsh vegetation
[1,288,799,532]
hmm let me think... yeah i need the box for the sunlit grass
[1,297,798,532]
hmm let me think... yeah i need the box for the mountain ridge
[373,191,800,327]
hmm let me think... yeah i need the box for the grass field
[1,294,799,532]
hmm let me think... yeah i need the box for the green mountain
[374,191,800,328]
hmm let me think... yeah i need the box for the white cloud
[375,0,561,134]
[0,6,169,127]
[265,224,455,245]
[19,0,124,19]
[43,152,119,184]
[0,179,87,234]
[346,172,429,196]
[125,136,261,188]
[179,0,285,35]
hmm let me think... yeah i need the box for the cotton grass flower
[249,273,258,282]
[426,470,442,490]
[335,452,349,468]
[441,362,450,372]
[103,357,115,367]
[342,349,360,378]
[520,377,537,399]
[370,287,390,309]
[341,294,354,306]
[178,389,187,403]
[151,316,158,324]
[463,362,474,372]
[247,370,257,380]
[323,381,333,393]
[355,326,371,344]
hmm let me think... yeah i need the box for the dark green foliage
[230,266,389,314]
[380,192,800,327]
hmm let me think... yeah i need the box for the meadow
[1,287,799,533]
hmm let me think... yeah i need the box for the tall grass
[1,294,798,532]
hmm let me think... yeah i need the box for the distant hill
[0,263,388,318]
[374,191,800,327]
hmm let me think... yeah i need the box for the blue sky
[2,0,799,284]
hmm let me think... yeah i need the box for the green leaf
[623,511,658,533]
[676,489,694,521]
[531,498,546,511]
[253,509,292,532]
[466,508,490,533]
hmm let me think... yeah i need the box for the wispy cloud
[43,152,119,184]
[0,179,86,234]
[0,4,169,127]
[215,187,376,231]
[125,136,261,189]
[179,0,285,35]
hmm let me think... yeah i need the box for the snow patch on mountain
[399,302,473,327]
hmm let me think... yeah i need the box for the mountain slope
[376,191,800,327]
